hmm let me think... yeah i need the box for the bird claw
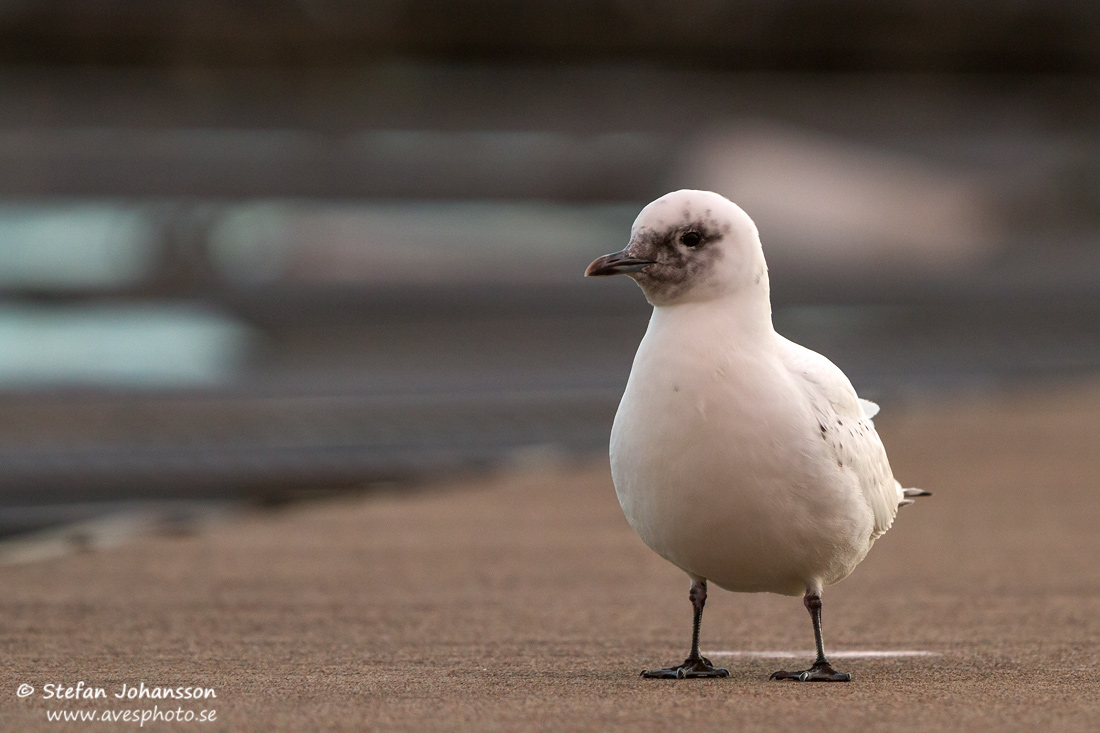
[642,656,729,679]
[770,661,851,682]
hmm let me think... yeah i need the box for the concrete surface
[3,385,1100,731]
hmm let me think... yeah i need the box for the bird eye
[680,231,703,247]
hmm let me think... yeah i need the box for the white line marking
[702,650,938,659]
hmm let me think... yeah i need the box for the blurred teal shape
[207,203,293,283]
[0,304,251,388]
[0,204,157,289]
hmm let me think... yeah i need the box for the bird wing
[778,337,900,540]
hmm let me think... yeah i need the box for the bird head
[585,190,768,307]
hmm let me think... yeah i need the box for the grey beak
[585,250,657,277]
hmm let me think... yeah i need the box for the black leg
[770,592,851,682]
[641,580,729,679]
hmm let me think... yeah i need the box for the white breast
[609,304,878,596]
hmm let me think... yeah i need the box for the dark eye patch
[680,231,703,248]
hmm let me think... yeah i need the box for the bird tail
[898,483,931,507]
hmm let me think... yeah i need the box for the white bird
[585,189,928,682]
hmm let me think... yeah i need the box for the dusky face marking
[627,215,729,304]
[591,190,767,307]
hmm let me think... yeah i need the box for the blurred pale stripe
[0,204,155,288]
[0,305,251,387]
[209,201,639,285]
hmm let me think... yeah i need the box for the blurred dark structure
[3,0,1100,539]
[3,1,1100,73]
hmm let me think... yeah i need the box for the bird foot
[770,660,851,682]
[641,656,729,679]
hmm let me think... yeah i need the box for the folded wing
[779,338,900,541]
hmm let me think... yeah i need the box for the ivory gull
[585,190,928,682]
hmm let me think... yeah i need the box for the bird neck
[650,284,775,341]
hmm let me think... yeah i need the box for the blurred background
[2,0,1100,548]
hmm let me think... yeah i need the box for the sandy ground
[3,385,1100,731]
